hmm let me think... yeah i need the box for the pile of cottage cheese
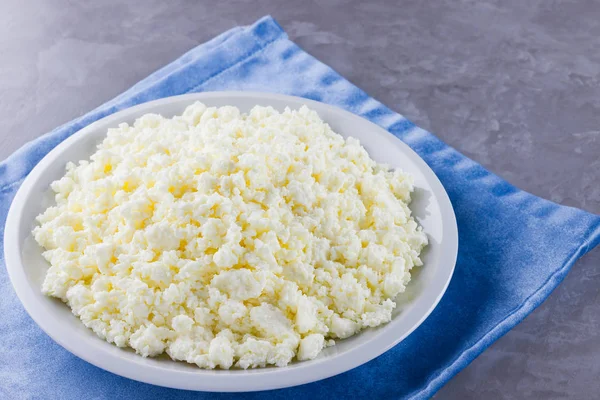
[33,102,428,369]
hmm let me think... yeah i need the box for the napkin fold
[1,16,599,400]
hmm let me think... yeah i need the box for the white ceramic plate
[5,92,457,392]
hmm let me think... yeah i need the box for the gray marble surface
[1,0,598,398]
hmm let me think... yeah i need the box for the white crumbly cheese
[297,333,325,361]
[33,102,428,369]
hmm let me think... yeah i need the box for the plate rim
[4,91,458,392]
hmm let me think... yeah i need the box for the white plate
[5,92,457,392]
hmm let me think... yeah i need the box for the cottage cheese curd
[33,103,428,369]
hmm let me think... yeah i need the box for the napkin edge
[412,222,600,399]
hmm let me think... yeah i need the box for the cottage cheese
[33,103,428,369]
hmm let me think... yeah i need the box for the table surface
[1,0,598,398]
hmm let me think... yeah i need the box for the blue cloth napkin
[1,16,599,400]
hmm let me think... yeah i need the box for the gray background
[1,0,598,398]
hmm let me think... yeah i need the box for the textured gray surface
[1,0,599,398]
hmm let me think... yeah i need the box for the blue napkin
[1,16,599,400]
